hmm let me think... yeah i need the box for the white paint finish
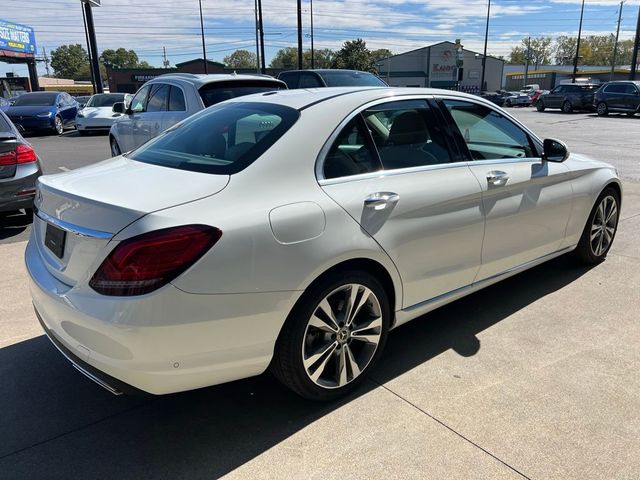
[58,166,70,172]
[467,159,574,281]
[323,165,484,308]
[269,202,325,244]
[75,106,122,130]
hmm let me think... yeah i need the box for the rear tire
[596,102,608,116]
[562,100,573,113]
[573,187,620,264]
[536,100,546,112]
[271,270,390,401]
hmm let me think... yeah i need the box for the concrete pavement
[0,181,638,479]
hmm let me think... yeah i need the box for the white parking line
[58,166,70,172]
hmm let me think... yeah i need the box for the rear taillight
[0,144,37,166]
[89,225,222,296]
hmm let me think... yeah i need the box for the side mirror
[112,102,125,114]
[542,138,569,162]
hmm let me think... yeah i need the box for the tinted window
[624,84,638,94]
[278,72,300,89]
[86,94,125,107]
[323,116,380,179]
[13,93,57,106]
[299,73,323,88]
[130,85,151,113]
[320,71,386,87]
[0,112,12,132]
[552,86,564,94]
[168,86,186,111]
[443,99,536,160]
[128,102,299,175]
[199,81,284,108]
[605,84,625,94]
[363,99,452,169]
[146,84,170,112]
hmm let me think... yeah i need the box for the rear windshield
[320,71,386,87]
[199,81,285,108]
[128,101,299,174]
[86,94,124,107]
[13,93,57,106]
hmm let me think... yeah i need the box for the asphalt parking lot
[1,109,639,479]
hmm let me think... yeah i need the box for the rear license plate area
[45,223,66,259]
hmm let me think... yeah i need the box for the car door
[622,83,640,111]
[140,83,170,143]
[319,98,485,308]
[546,85,564,108]
[439,98,573,281]
[605,84,625,110]
[117,84,151,151]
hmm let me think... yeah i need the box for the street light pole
[480,0,491,92]
[198,0,208,74]
[82,0,103,93]
[310,0,315,68]
[572,0,585,82]
[257,0,266,73]
[611,1,623,81]
[297,0,303,69]
[254,0,260,73]
[630,3,640,80]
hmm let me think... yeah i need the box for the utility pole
[82,0,103,93]
[163,47,170,68]
[297,0,303,69]
[524,36,531,88]
[310,0,315,68]
[611,1,624,81]
[572,0,585,82]
[42,47,51,77]
[81,2,95,93]
[257,0,265,73]
[631,3,640,80]
[480,0,490,92]
[254,0,260,72]
[198,0,208,73]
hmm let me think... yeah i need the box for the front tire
[271,271,390,401]
[110,137,122,157]
[596,102,608,116]
[536,100,546,112]
[562,100,573,113]
[573,187,620,264]
[53,116,64,135]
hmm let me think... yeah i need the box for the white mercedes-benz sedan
[26,87,621,400]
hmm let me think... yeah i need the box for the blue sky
[2,0,640,77]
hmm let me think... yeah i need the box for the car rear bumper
[25,237,299,394]
[0,162,41,212]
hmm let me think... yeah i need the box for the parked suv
[277,69,387,89]
[593,81,640,116]
[108,73,286,156]
[536,83,599,113]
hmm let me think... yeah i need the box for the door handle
[364,192,400,210]
[486,170,509,186]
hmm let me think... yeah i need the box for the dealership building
[376,41,505,91]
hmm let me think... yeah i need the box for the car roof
[223,86,499,111]
[149,73,285,88]
[281,69,374,74]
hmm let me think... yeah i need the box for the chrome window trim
[35,209,113,239]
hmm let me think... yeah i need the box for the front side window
[130,85,151,113]
[146,84,170,112]
[323,116,380,179]
[551,86,564,94]
[199,81,284,108]
[624,84,638,95]
[605,84,624,94]
[363,99,452,170]
[443,99,536,160]
[128,102,299,175]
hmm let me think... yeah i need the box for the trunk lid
[34,155,230,287]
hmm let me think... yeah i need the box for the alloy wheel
[562,101,573,113]
[110,138,121,157]
[301,283,382,389]
[590,195,618,257]
[597,102,608,116]
[55,116,63,135]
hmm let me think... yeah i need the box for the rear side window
[605,84,624,94]
[323,116,380,179]
[278,72,300,89]
[169,86,186,111]
[147,84,170,112]
[128,102,299,174]
[299,73,323,88]
[624,84,638,94]
[199,81,284,108]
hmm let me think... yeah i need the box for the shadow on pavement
[0,255,593,478]
[0,210,32,240]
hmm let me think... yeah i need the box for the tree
[308,48,334,68]
[76,62,107,82]
[554,36,577,65]
[223,49,257,69]
[101,48,141,69]
[508,37,552,66]
[332,39,377,72]
[270,47,335,69]
[50,44,89,79]
[270,47,299,69]
[508,46,525,64]
[371,48,392,61]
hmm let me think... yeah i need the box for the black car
[593,81,640,116]
[278,69,387,89]
[536,83,599,113]
[0,109,42,214]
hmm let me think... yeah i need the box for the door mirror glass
[543,138,569,162]
[112,102,125,114]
